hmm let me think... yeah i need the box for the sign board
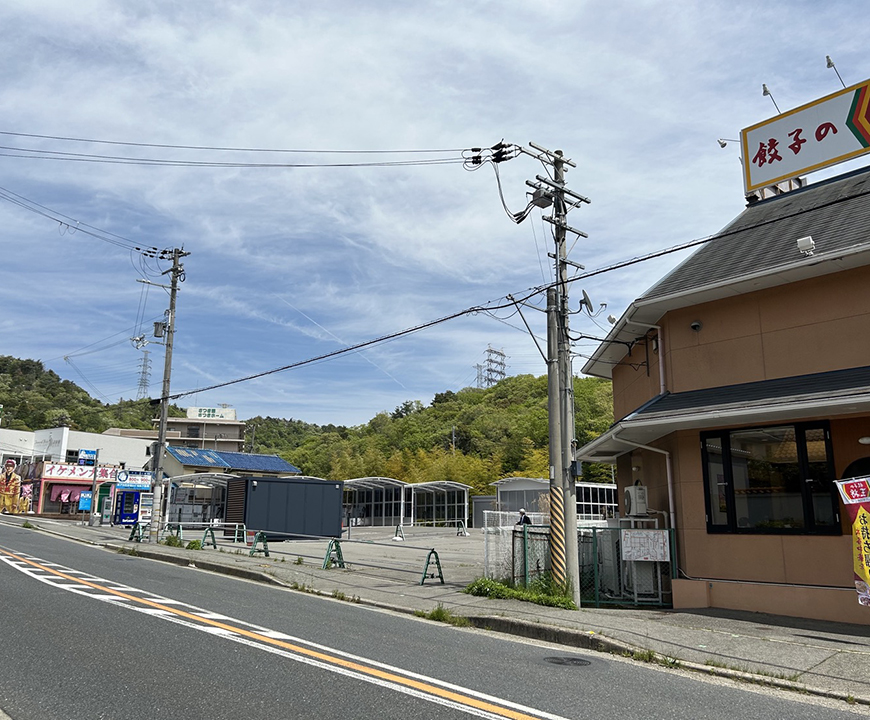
[188,406,237,420]
[43,463,115,481]
[837,477,870,505]
[116,470,154,490]
[78,491,93,512]
[620,529,670,562]
[836,477,870,607]
[741,78,870,193]
[78,449,97,466]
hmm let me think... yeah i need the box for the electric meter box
[624,484,648,516]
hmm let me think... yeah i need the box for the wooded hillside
[0,356,613,494]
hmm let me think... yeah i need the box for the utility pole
[551,149,581,608]
[514,141,588,607]
[149,247,189,543]
[478,139,588,605]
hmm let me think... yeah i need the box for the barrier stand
[128,522,150,543]
[322,539,346,569]
[420,549,444,585]
[248,532,270,558]
[392,524,405,542]
[166,524,184,542]
[456,520,469,537]
[201,527,218,549]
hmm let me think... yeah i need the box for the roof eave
[582,245,870,379]
[576,392,870,462]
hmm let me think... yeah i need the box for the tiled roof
[576,365,870,462]
[642,165,870,301]
[632,364,870,419]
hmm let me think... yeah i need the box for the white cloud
[0,0,865,424]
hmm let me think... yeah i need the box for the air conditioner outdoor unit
[624,485,648,516]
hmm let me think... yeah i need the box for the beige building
[576,166,870,624]
[108,406,245,453]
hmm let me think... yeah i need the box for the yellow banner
[852,506,870,588]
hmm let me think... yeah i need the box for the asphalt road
[0,525,864,720]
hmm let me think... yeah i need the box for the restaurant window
[701,423,839,534]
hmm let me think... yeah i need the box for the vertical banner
[836,477,870,606]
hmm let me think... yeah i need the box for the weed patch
[414,604,471,627]
[463,576,577,610]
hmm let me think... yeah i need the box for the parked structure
[575,165,870,624]
[341,477,470,528]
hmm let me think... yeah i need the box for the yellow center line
[1,549,551,720]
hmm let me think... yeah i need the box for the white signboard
[43,463,115,481]
[116,470,153,490]
[620,529,670,562]
[741,79,870,193]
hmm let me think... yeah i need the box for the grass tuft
[463,575,577,610]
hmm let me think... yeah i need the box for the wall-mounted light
[690,321,702,332]
[717,138,739,148]
[858,437,870,446]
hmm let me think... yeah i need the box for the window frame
[700,421,840,535]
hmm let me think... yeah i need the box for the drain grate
[544,656,591,667]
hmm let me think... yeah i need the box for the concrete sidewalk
[3,516,869,707]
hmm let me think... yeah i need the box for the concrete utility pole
[551,150,581,608]
[483,139,588,605]
[524,142,587,607]
[149,248,189,543]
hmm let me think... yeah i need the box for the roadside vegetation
[0,355,614,489]
[463,576,577,610]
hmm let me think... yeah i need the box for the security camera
[690,321,702,332]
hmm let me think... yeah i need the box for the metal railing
[245,529,446,585]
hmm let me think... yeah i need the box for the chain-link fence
[482,510,548,582]
[484,511,675,607]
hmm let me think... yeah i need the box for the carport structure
[342,477,470,527]
[165,472,237,524]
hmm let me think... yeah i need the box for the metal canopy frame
[342,477,471,527]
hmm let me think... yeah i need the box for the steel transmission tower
[483,345,507,387]
[135,349,152,400]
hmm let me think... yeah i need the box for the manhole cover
[544,657,591,667]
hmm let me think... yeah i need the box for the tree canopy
[0,356,614,494]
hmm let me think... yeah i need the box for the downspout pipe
[613,436,677,555]
[624,321,666,396]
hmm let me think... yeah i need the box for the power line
[0,148,468,169]
[0,184,168,257]
[0,130,467,154]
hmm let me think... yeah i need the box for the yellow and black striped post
[549,487,566,587]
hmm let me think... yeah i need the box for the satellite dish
[580,290,592,314]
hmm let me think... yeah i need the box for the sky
[0,1,866,427]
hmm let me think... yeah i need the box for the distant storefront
[37,463,116,515]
